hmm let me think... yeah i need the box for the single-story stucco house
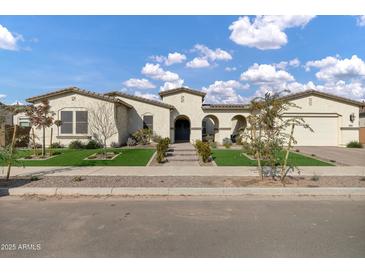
[15,86,364,147]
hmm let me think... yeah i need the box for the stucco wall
[30,93,128,147]
[113,95,171,139]
[162,92,250,143]
[286,95,360,146]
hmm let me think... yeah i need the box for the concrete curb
[2,187,365,197]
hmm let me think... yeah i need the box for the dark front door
[175,118,190,142]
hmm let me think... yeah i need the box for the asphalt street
[0,196,364,257]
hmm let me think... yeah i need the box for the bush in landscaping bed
[223,137,232,149]
[68,140,85,149]
[127,137,137,147]
[85,139,102,149]
[346,141,363,148]
[132,128,153,145]
[156,137,170,163]
[110,142,121,148]
[50,142,64,149]
[195,140,211,163]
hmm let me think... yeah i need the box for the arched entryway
[202,115,219,142]
[231,115,247,143]
[174,115,191,143]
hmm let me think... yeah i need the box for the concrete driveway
[296,146,365,166]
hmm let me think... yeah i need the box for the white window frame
[58,108,89,136]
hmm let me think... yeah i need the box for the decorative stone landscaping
[84,151,120,160]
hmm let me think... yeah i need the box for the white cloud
[186,57,210,68]
[305,55,365,81]
[357,16,365,27]
[123,78,155,89]
[141,63,180,82]
[0,24,22,51]
[151,52,186,66]
[225,66,237,72]
[241,63,295,84]
[160,79,184,91]
[0,94,7,100]
[274,58,301,70]
[229,16,315,50]
[141,63,184,91]
[194,44,232,61]
[134,91,160,101]
[202,80,249,104]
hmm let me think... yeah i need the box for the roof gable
[159,87,206,98]
[26,87,133,108]
[105,91,175,109]
[282,89,365,107]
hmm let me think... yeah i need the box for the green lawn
[212,149,333,166]
[2,148,155,166]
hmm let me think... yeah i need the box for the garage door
[292,117,338,146]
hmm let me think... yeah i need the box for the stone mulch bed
[1,176,365,188]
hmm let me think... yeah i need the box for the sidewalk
[2,166,365,177]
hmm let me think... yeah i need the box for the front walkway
[2,165,365,177]
[164,142,199,166]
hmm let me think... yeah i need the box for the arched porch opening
[202,115,219,142]
[231,115,247,143]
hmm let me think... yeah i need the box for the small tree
[89,102,118,155]
[25,99,55,157]
[245,90,313,184]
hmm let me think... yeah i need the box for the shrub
[223,138,232,149]
[311,174,320,181]
[30,175,40,181]
[34,143,42,149]
[195,140,211,163]
[50,142,64,149]
[156,137,170,163]
[110,142,121,148]
[127,137,137,147]
[68,140,85,149]
[132,128,153,145]
[52,151,62,156]
[85,139,102,149]
[346,141,363,148]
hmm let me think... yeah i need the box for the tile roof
[202,104,250,110]
[105,91,175,109]
[26,87,133,108]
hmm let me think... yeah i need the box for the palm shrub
[346,141,363,148]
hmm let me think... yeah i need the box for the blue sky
[1,15,365,104]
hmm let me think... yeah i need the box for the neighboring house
[24,87,364,147]
[0,104,30,147]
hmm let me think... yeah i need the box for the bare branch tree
[89,102,118,154]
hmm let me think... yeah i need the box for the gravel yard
[1,176,365,188]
